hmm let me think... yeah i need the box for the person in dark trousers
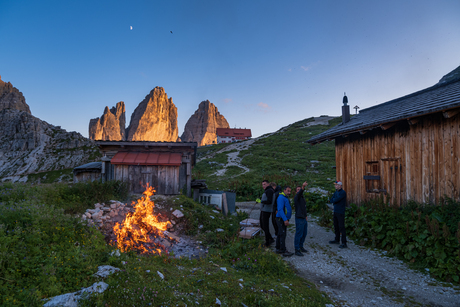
[260,180,275,247]
[294,181,309,256]
[275,186,294,257]
[270,182,281,237]
[329,180,347,248]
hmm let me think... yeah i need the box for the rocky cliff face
[0,76,31,114]
[0,108,100,181]
[89,101,126,141]
[181,100,229,146]
[126,87,178,142]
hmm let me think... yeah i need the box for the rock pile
[81,200,130,229]
[81,199,207,259]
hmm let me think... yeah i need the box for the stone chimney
[342,93,350,124]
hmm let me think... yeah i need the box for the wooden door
[381,158,402,205]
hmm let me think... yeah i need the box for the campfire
[112,184,176,255]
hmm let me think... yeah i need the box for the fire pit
[112,184,174,255]
[82,184,208,258]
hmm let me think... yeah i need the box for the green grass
[194,116,342,201]
[27,169,74,184]
[0,182,332,306]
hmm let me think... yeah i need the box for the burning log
[112,184,172,255]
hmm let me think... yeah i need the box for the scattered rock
[172,209,184,219]
[43,282,109,307]
[93,265,121,278]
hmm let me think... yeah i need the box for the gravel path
[199,139,255,177]
[236,202,460,307]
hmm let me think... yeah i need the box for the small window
[364,161,381,193]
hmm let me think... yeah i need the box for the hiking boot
[339,244,348,248]
[294,249,304,257]
[329,240,340,244]
[300,247,308,253]
[282,251,294,257]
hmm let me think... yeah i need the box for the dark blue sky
[1,0,459,138]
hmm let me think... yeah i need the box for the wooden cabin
[96,141,197,196]
[73,162,102,183]
[308,66,460,206]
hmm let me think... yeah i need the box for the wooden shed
[96,141,197,196]
[308,66,460,206]
[73,162,102,183]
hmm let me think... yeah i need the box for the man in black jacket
[260,180,275,247]
[294,181,309,256]
[329,180,347,248]
[270,182,281,237]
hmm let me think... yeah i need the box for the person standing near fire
[259,180,275,247]
[294,181,309,256]
[270,182,281,237]
[275,186,294,257]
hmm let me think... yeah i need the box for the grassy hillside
[0,181,332,306]
[193,116,342,200]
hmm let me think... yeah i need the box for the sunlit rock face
[0,76,31,114]
[126,87,178,142]
[181,100,229,146]
[89,102,126,141]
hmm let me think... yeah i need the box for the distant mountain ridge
[89,87,179,142]
[0,78,99,182]
[89,89,230,145]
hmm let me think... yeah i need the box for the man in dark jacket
[260,180,275,247]
[329,180,347,248]
[270,183,281,236]
[294,181,309,256]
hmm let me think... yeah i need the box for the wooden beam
[443,109,460,119]
[408,118,420,125]
[380,123,396,130]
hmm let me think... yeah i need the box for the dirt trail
[236,202,460,307]
[199,138,257,177]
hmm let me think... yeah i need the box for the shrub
[344,199,460,283]
[0,201,113,306]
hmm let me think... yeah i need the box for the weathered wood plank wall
[74,172,101,183]
[113,165,180,195]
[335,112,460,206]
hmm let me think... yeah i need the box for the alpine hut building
[95,141,197,196]
[307,66,460,206]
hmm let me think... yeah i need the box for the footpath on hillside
[237,202,460,307]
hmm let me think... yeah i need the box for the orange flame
[113,184,171,254]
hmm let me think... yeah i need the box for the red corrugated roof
[216,128,252,137]
[111,152,182,166]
